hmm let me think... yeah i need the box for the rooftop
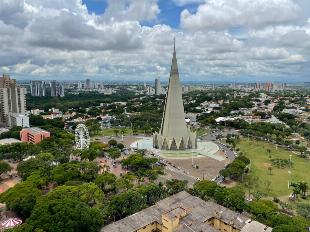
[23,127,49,135]
[0,138,21,145]
[101,191,272,232]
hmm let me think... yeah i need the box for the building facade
[153,40,196,150]
[50,81,65,97]
[155,78,162,95]
[30,81,45,97]
[8,113,29,128]
[20,127,50,144]
[0,75,26,126]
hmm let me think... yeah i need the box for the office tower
[153,40,197,150]
[30,81,45,97]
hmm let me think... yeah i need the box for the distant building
[20,127,50,144]
[85,79,91,89]
[30,109,44,115]
[155,78,162,95]
[50,81,65,97]
[30,81,45,96]
[8,113,29,128]
[0,74,26,126]
[101,191,272,232]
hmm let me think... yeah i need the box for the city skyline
[1,0,310,82]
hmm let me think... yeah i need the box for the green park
[237,139,310,199]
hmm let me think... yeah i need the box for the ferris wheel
[75,124,90,150]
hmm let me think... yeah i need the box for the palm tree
[268,166,272,175]
[290,182,301,199]
[298,181,308,198]
[114,129,119,137]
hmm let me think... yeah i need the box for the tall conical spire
[153,38,197,150]
[170,37,179,76]
[173,37,176,53]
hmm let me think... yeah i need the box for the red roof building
[20,127,50,144]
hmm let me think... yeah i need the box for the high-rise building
[155,78,162,95]
[0,74,26,126]
[153,40,197,150]
[30,81,45,97]
[85,79,91,89]
[51,81,65,97]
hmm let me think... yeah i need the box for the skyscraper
[155,78,162,95]
[30,81,45,97]
[85,79,91,89]
[50,81,65,97]
[0,74,26,126]
[153,40,197,150]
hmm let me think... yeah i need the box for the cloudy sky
[0,0,310,82]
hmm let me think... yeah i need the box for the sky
[0,0,310,82]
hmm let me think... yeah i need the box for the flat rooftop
[0,138,21,145]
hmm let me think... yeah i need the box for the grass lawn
[98,127,148,137]
[99,128,133,136]
[237,139,310,198]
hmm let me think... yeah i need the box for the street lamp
[191,150,194,167]
[288,170,291,189]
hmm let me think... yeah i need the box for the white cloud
[0,0,309,81]
[181,0,302,31]
[173,0,206,6]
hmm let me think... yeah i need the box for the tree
[51,161,98,184]
[0,161,11,177]
[265,180,272,194]
[193,180,218,200]
[107,148,121,159]
[108,139,117,147]
[113,129,119,137]
[26,185,103,232]
[115,177,133,193]
[248,200,278,223]
[95,173,117,194]
[244,174,259,199]
[0,179,42,218]
[0,143,40,161]
[165,179,187,195]
[298,181,308,198]
[0,126,22,140]
[297,203,310,219]
[17,153,54,180]
[108,190,147,220]
[137,183,166,205]
[268,166,272,175]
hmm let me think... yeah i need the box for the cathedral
[153,40,197,150]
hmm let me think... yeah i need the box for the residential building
[8,113,29,128]
[50,81,65,97]
[0,75,26,126]
[20,127,50,144]
[155,78,162,95]
[101,191,272,232]
[85,78,91,89]
[30,81,45,96]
